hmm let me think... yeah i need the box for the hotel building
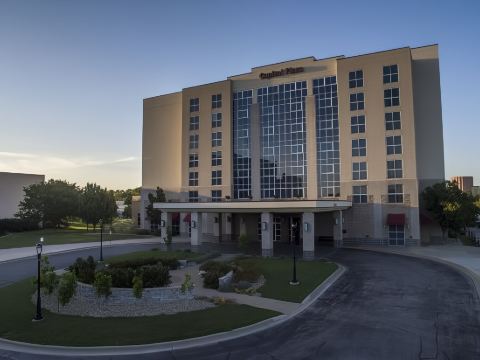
[138,44,444,257]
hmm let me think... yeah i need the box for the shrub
[105,267,135,288]
[132,275,143,299]
[42,271,59,294]
[181,274,194,294]
[0,218,39,233]
[108,257,179,270]
[94,272,112,298]
[141,264,171,288]
[203,271,221,289]
[238,233,249,251]
[57,272,77,306]
[232,259,261,283]
[200,261,232,289]
[70,256,96,283]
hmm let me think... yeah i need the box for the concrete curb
[0,263,346,357]
[345,246,480,299]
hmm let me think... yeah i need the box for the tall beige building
[0,172,45,219]
[140,44,444,257]
[451,176,474,193]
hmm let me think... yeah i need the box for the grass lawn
[0,279,279,346]
[236,257,338,303]
[0,229,153,249]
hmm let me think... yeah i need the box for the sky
[0,0,479,190]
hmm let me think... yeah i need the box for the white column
[261,212,273,257]
[190,212,203,250]
[161,211,172,243]
[224,213,232,241]
[333,210,343,248]
[213,213,220,240]
[302,212,315,260]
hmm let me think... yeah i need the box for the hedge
[0,218,39,233]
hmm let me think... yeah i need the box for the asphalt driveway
[1,248,479,359]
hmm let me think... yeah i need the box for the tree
[422,181,480,239]
[16,179,79,228]
[79,183,117,230]
[145,187,166,230]
[57,272,77,307]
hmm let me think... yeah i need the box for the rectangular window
[389,224,405,246]
[386,135,402,155]
[189,116,199,131]
[211,151,222,166]
[385,112,401,130]
[189,153,198,168]
[212,132,222,147]
[351,115,366,134]
[211,113,222,128]
[352,162,367,180]
[188,191,198,203]
[352,138,367,157]
[212,94,222,109]
[189,134,199,149]
[211,190,222,202]
[383,64,399,84]
[384,88,400,107]
[212,170,222,186]
[189,98,199,112]
[388,184,404,203]
[352,185,367,204]
[349,70,363,88]
[350,92,365,111]
[387,160,403,178]
[188,172,198,186]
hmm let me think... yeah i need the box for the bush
[42,271,59,294]
[238,233,249,251]
[181,274,194,294]
[203,271,221,289]
[57,272,77,306]
[232,259,261,283]
[200,261,232,289]
[105,267,135,288]
[141,263,171,287]
[94,272,112,298]
[0,218,39,233]
[70,256,96,283]
[132,275,143,299]
[108,257,179,270]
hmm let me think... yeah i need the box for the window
[189,134,199,149]
[189,116,199,131]
[389,224,405,246]
[211,113,222,128]
[189,153,198,168]
[387,160,403,178]
[212,170,222,185]
[383,64,399,84]
[352,162,367,180]
[385,112,401,130]
[384,88,400,107]
[211,190,222,202]
[350,92,364,111]
[351,115,365,134]
[211,151,222,166]
[349,70,363,88]
[388,184,403,203]
[212,94,222,109]
[386,135,402,155]
[189,98,199,112]
[188,191,198,203]
[352,185,367,204]
[212,132,222,147]
[188,172,198,186]
[352,138,367,156]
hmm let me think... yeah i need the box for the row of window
[188,190,222,203]
[352,159,402,180]
[188,151,223,168]
[352,183,404,204]
[348,64,399,89]
[188,170,222,186]
[189,132,222,149]
[351,136,402,157]
[351,112,401,134]
[189,113,222,130]
[189,94,222,112]
[349,88,400,111]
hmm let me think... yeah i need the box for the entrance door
[388,224,405,246]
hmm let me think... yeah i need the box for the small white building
[0,172,45,219]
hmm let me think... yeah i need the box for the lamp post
[99,219,104,262]
[290,222,300,286]
[33,237,44,321]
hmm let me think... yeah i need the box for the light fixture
[160,220,166,227]
[261,222,267,231]
[191,220,197,229]
[303,222,310,232]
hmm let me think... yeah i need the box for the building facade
[140,45,444,256]
[0,172,45,219]
[451,176,474,193]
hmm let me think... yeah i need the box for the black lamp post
[290,222,300,286]
[99,219,104,262]
[33,237,44,321]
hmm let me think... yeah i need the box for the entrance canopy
[154,200,351,213]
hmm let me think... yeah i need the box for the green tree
[79,183,117,230]
[145,187,166,230]
[57,272,77,307]
[16,179,80,228]
[94,272,112,298]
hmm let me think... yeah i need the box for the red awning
[183,213,191,222]
[172,213,180,222]
[387,213,405,226]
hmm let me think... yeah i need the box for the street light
[290,222,300,286]
[99,219,104,262]
[33,237,44,321]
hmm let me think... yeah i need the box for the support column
[333,210,343,248]
[190,212,203,251]
[261,212,273,257]
[302,212,315,260]
[161,211,172,244]
[213,213,220,242]
[224,213,232,242]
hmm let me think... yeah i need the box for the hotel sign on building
[259,66,304,79]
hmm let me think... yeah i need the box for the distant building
[0,172,45,219]
[451,176,474,193]
[131,196,141,227]
[472,186,480,198]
